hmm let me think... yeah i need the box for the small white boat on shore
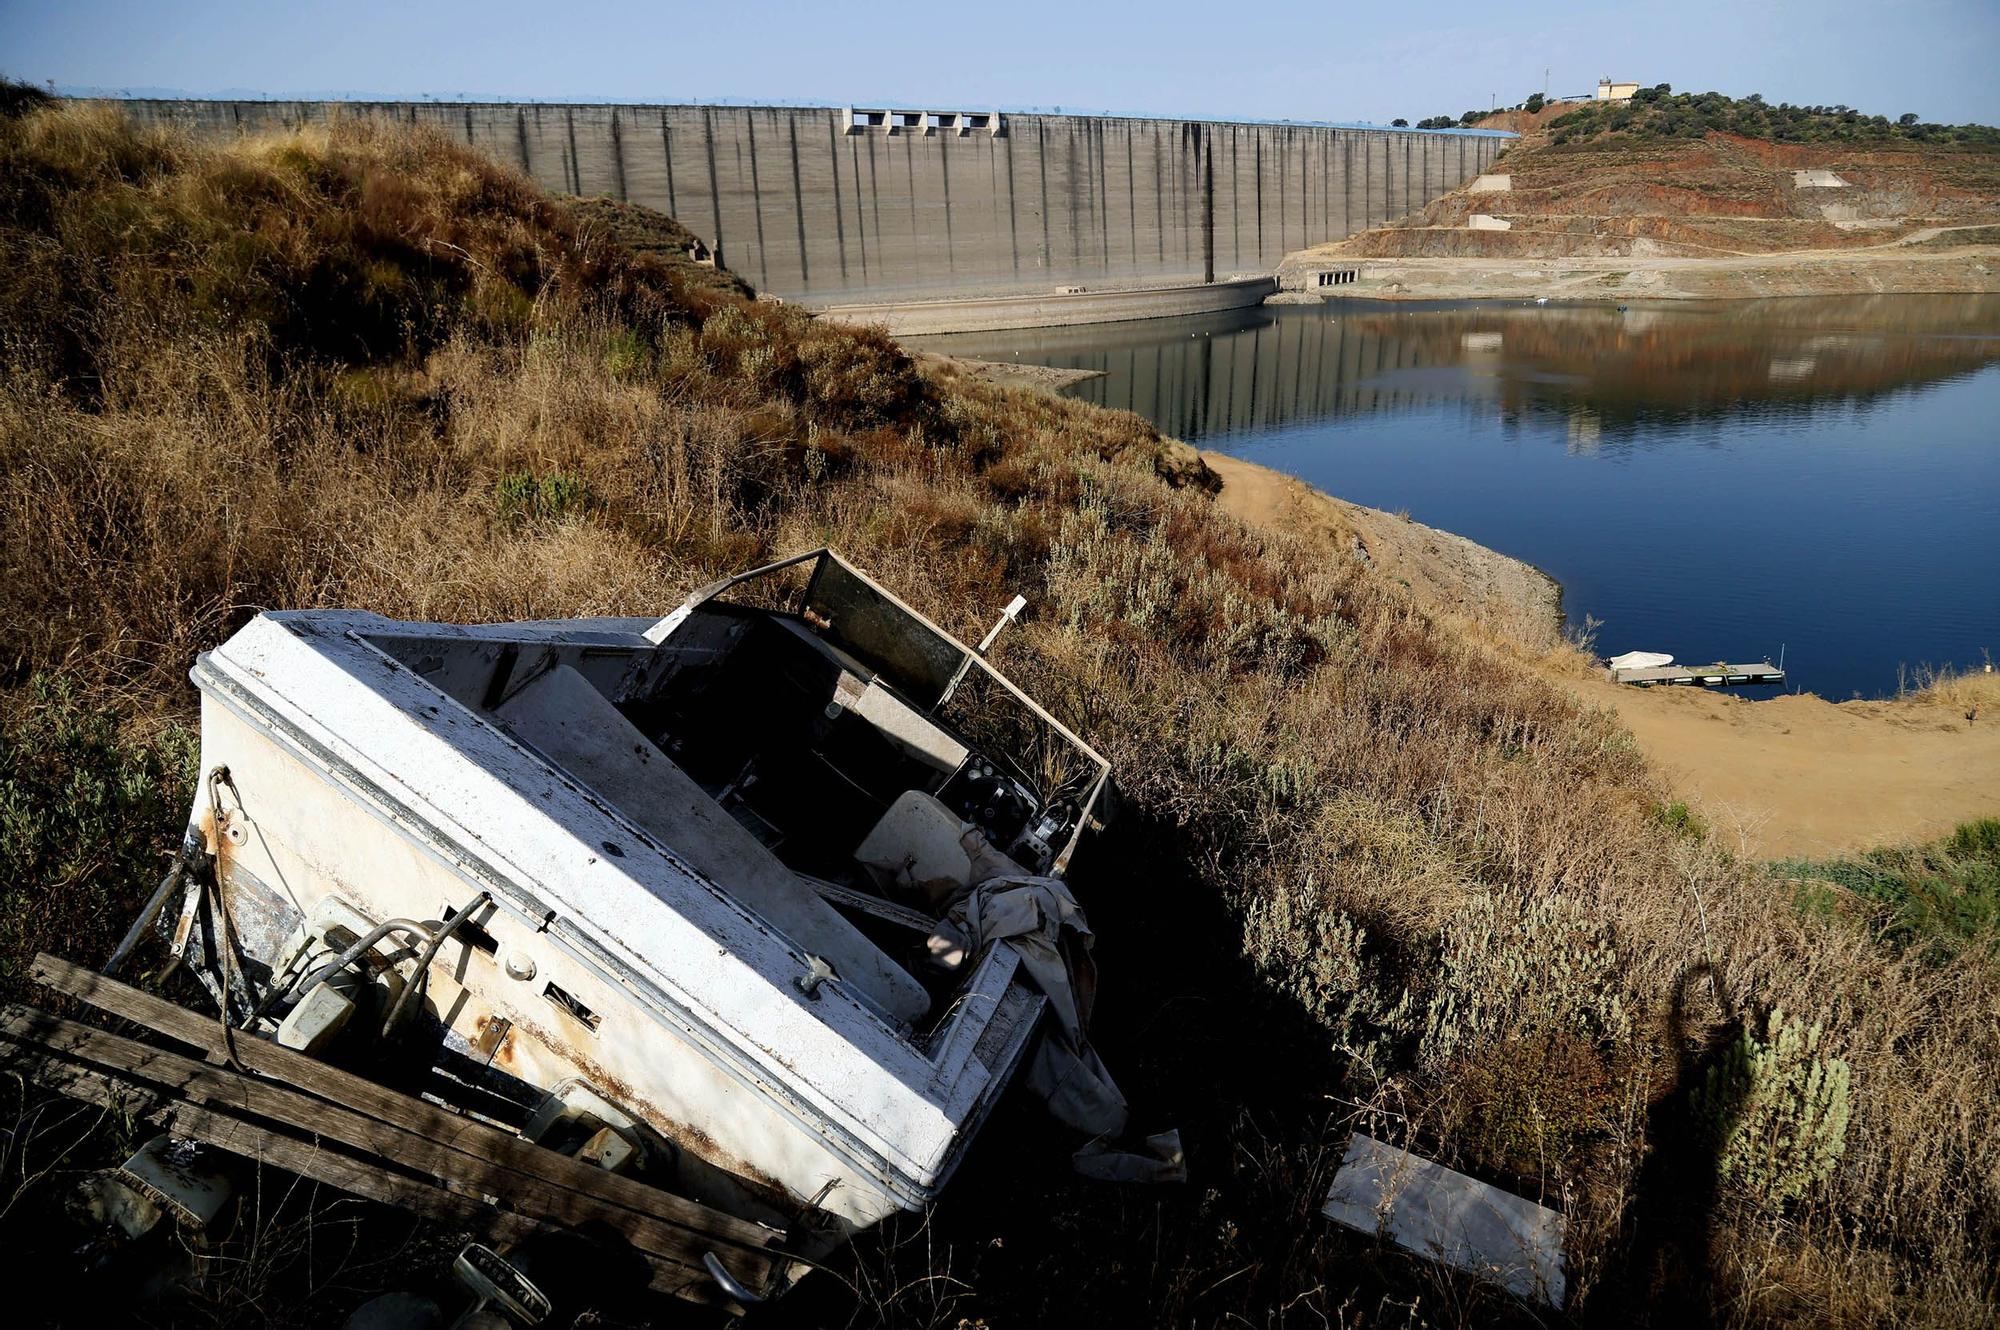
[153,550,1114,1298]
[1605,650,1674,673]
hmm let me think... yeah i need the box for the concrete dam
[119,100,1511,316]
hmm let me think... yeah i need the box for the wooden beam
[29,954,782,1252]
[6,1040,543,1245]
[0,999,771,1288]
[6,1043,722,1297]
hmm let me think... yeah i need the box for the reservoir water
[910,295,2000,701]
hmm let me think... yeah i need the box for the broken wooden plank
[17,1044,732,1300]
[29,954,783,1253]
[0,1010,733,1297]
[0,997,775,1287]
[6,1037,543,1246]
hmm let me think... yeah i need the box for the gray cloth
[1073,1129,1187,1184]
[944,875,1129,1137]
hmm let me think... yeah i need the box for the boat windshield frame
[647,549,1112,875]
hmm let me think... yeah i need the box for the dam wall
[114,100,1512,306]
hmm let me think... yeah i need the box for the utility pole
[1544,67,1550,99]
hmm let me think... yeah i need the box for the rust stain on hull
[491,1009,795,1203]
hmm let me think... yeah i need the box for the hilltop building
[1596,78,1641,102]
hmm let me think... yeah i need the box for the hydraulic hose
[246,917,440,1026]
[381,891,492,1038]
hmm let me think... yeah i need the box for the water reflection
[912,296,2000,700]
[914,295,2000,443]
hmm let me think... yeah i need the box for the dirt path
[1210,452,2000,859]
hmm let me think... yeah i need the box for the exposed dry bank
[1284,115,2000,301]
[1,103,1995,1327]
[1201,452,1564,653]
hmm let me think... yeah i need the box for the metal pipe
[105,854,190,977]
[381,891,491,1038]
[246,917,440,1025]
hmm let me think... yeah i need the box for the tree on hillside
[1391,117,1409,127]
[1543,86,1994,147]
[0,78,54,117]
[1525,93,1546,114]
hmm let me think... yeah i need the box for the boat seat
[493,664,931,1025]
[856,791,976,908]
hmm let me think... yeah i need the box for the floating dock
[1610,661,1785,688]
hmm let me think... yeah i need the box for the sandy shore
[1277,236,2000,303]
[1561,671,1999,859]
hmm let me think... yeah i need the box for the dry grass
[1902,656,2000,718]
[1,102,1994,1326]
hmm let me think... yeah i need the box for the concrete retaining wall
[114,100,1511,306]
[914,305,1473,439]
[818,276,1278,334]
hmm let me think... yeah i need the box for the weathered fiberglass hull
[173,554,1110,1244]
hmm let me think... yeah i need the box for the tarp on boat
[1606,651,1673,672]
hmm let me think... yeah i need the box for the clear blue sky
[5,0,1996,126]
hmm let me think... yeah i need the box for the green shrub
[602,327,651,378]
[0,677,195,993]
[1422,890,1633,1068]
[1242,894,1411,1080]
[1545,89,1999,146]
[495,470,592,526]
[1655,799,1707,841]
[1770,818,2000,957]
[1693,1007,1852,1212]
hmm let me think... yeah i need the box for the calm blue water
[912,296,2000,700]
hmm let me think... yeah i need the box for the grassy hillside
[1,101,1995,1327]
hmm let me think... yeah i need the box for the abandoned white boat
[145,550,1114,1299]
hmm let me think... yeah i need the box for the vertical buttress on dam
[118,101,1511,305]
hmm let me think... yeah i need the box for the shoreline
[818,276,1276,335]
[1201,454,1999,861]
[1274,243,2000,303]
[1201,451,1567,649]
[921,346,1996,857]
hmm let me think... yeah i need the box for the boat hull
[184,611,1047,1229]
